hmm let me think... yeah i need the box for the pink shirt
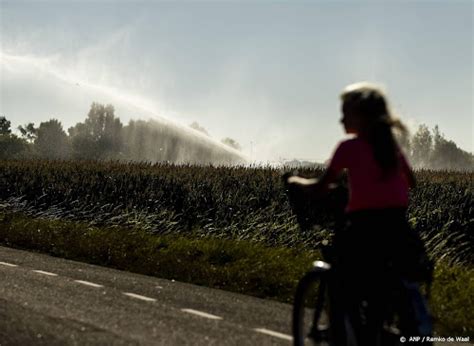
[328,137,411,213]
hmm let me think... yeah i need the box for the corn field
[0,160,472,265]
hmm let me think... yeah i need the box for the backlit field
[0,160,472,265]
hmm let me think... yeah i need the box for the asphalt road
[0,245,293,345]
[0,245,471,346]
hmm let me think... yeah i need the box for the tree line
[407,124,473,171]
[0,102,472,170]
[0,103,244,165]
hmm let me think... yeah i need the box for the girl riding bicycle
[287,82,430,345]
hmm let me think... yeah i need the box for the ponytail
[368,117,405,178]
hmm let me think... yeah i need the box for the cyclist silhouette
[287,82,431,345]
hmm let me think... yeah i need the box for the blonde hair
[340,82,407,177]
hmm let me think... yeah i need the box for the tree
[68,103,123,159]
[430,126,473,171]
[0,135,28,159]
[0,116,11,135]
[35,119,71,159]
[221,137,241,151]
[411,124,433,168]
[122,119,149,161]
[0,116,29,159]
[18,123,38,143]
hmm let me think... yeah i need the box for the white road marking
[32,270,58,276]
[123,292,156,302]
[181,309,223,320]
[74,280,104,288]
[0,261,18,267]
[254,328,293,341]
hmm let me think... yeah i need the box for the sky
[0,0,472,163]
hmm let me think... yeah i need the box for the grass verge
[0,211,472,336]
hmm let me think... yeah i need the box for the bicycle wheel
[293,268,331,346]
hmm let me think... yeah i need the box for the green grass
[431,263,474,335]
[0,211,472,336]
[0,211,314,302]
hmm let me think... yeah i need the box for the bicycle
[283,172,433,346]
